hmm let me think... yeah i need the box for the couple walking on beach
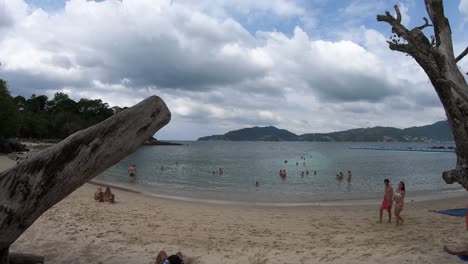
[379,179,405,226]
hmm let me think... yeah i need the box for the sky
[0,0,467,140]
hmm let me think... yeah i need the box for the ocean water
[96,141,460,203]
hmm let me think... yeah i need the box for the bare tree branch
[425,0,452,50]
[377,7,432,58]
[456,46,468,62]
[416,17,433,30]
[394,5,401,23]
[387,41,411,53]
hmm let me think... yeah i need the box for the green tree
[0,80,18,138]
[25,95,48,112]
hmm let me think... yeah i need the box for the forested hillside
[0,79,120,139]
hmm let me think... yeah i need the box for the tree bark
[0,96,171,262]
[9,253,44,264]
[377,0,468,189]
[0,248,7,264]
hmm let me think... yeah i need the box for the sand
[2,155,468,263]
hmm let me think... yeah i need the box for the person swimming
[279,170,287,177]
[128,165,136,177]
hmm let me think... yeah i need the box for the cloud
[460,0,468,21]
[397,2,411,26]
[0,0,450,139]
[342,0,385,17]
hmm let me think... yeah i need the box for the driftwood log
[377,0,468,189]
[0,96,171,263]
[8,253,44,264]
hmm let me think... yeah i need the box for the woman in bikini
[393,181,405,226]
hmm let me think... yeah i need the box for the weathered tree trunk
[0,249,7,264]
[9,253,44,264]
[377,0,468,189]
[0,96,171,263]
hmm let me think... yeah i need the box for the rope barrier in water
[349,147,455,153]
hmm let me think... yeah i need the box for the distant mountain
[197,126,299,141]
[197,121,453,142]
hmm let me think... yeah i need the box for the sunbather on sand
[103,187,115,204]
[444,245,468,258]
[155,250,184,264]
[94,187,104,202]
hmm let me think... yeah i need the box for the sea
[94,141,464,205]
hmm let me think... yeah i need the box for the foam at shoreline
[89,178,468,207]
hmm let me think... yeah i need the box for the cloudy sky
[1,0,467,140]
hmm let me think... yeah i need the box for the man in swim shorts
[379,179,393,223]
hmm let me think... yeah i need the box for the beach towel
[459,255,468,261]
[434,208,467,217]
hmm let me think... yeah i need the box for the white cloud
[342,0,385,17]
[460,0,468,21]
[0,0,447,140]
[174,0,304,18]
[398,2,411,27]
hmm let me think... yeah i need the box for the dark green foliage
[0,80,19,138]
[198,126,299,141]
[0,81,115,139]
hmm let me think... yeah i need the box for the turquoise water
[96,141,460,203]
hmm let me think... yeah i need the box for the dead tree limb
[377,0,468,189]
[416,17,432,30]
[456,46,468,62]
[0,96,171,263]
[9,252,44,264]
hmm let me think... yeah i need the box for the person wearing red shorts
[379,179,394,223]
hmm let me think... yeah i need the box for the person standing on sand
[393,181,405,226]
[379,179,393,223]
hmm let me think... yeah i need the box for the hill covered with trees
[198,121,453,142]
[0,79,121,140]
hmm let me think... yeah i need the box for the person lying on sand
[443,245,468,259]
[94,187,104,202]
[103,187,115,204]
[155,250,184,264]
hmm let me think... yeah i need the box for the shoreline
[89,178,468,208]
[4,154,467,208]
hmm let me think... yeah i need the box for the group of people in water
[279,156,316,179]
[336,170,352,182]
[94,186,115,204]
[211,168,224,175]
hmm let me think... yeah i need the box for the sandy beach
[2,156,468,263]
